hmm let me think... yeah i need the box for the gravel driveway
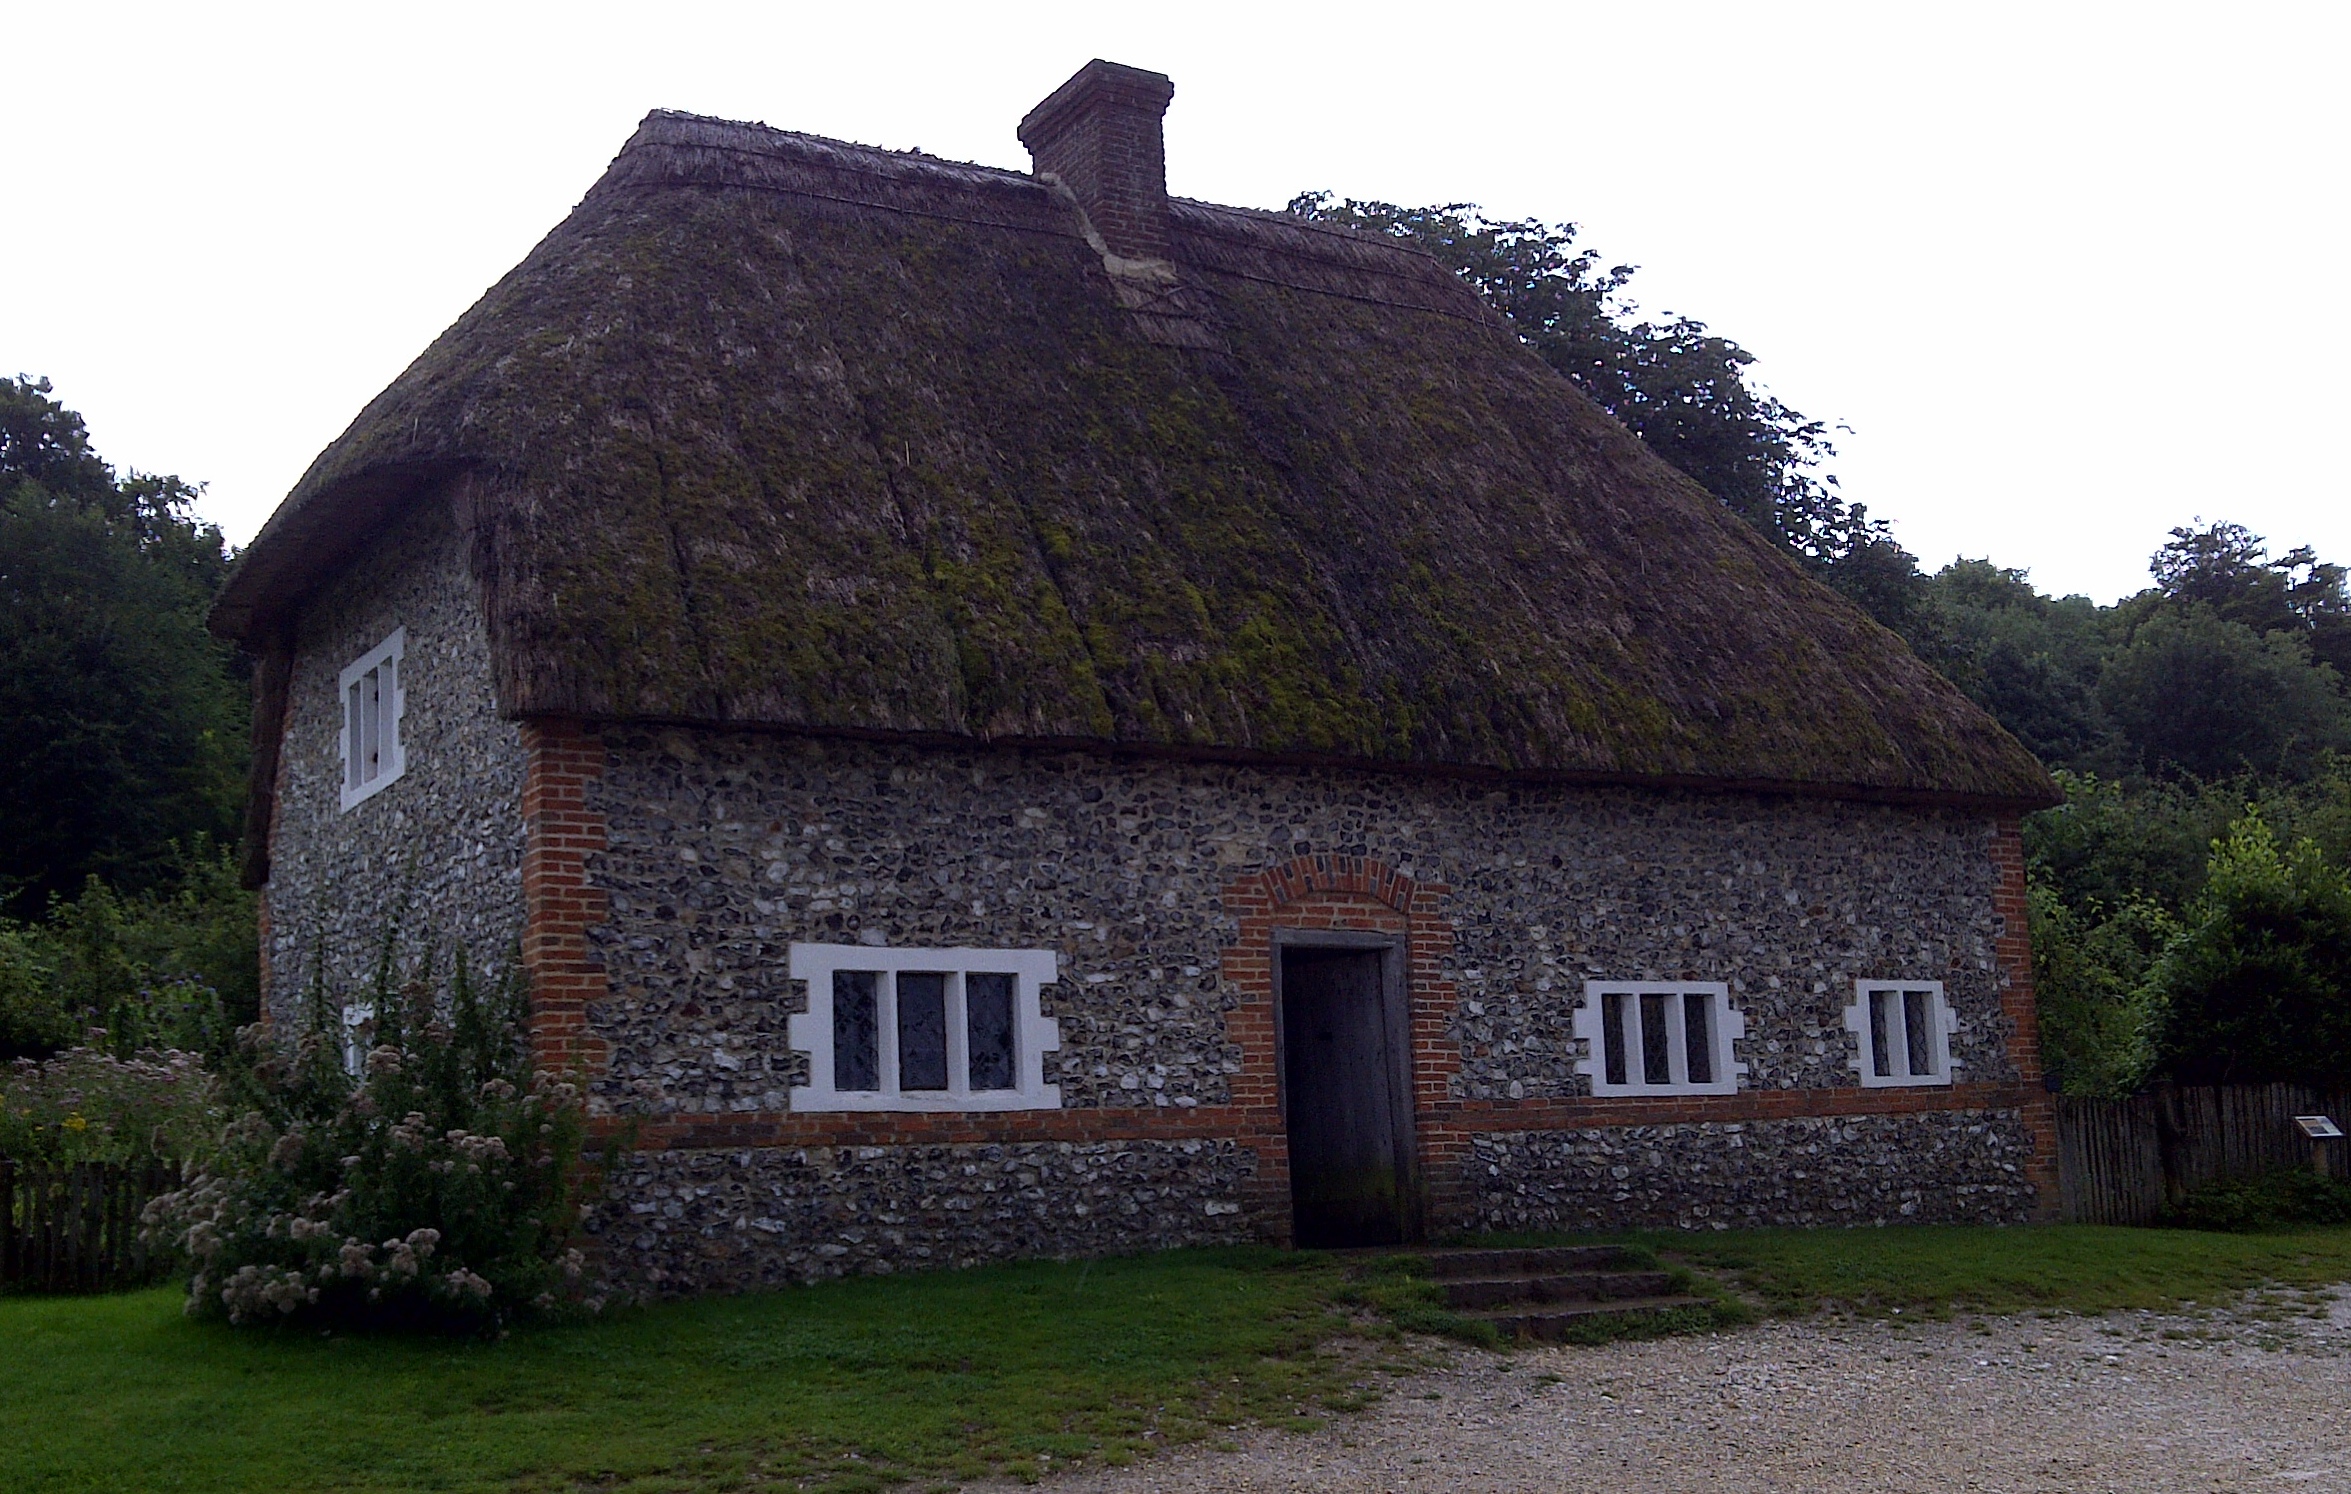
[1014,1287,2351,1493]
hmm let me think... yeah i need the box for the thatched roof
[213,102,2055,808]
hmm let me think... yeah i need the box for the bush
[0,1045,221,1165]
[149,952,601,1330]
[2152,814,2351,1086]
[0,844,255,1064]
[2029,881,2172,1096]
[0,921,80,1059]
[2164,1167,2351,1231]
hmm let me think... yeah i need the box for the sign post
[2293,1115,2343,1180]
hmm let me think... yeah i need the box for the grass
[8,1225,2351,1492]
[1652,1223,2351,1319]
[0,1247,1379,1494]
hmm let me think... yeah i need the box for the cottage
[211,61,2061,1292]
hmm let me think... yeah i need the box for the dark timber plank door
[1281,947,1405,1247]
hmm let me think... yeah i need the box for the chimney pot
[1018,60,1175,263]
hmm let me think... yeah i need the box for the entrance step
[1411,1245,1626,1278]
[1470,1295,1711,1342]
[1365,1243,1715,1341]
[1437,1268,1678,1310]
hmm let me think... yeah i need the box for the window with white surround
[338,628,406,810]
[1573,982,1747,1096]
[340,1002,376,1077]
[786,943,1061,1111]
[1846,980,1958,1087]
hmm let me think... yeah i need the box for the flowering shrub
[0,1044,221,1165]
[149,956,601,1329]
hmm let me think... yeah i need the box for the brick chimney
[1018,60,1175,263]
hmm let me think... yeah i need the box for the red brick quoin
[520,720,612,1077]
[1993,813,2062,1219]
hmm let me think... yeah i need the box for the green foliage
[1284,195,1910,617]
[1912,560,2120,769]
[2149,815,2351,1087]
[2165,1167,2351,1232]
[2098,607,2350,780]
[2026,775,2351,1092]
[0,921,81,1059]
[0,844,256,1063]
[0,376,246,918]
[151,950,595,1330]
[2028,880,2172,1096]
[1918,522,2351,786]
[2151,520,2351,676]
[0,1045,222,1166]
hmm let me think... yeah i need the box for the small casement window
[1572,982,1747,1097]
[337,628,406,810]
[1845,980,1958,1087]
[786,943,1062,1111]
[340,1002,376,1077]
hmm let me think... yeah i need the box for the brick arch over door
[1219,854,1464,1230]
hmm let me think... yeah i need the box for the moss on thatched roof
[214,110,2054,807]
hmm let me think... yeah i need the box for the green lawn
[6,1226,2351,1493]
[0,1248,1371,1494]
[1655,1222,2351,1317]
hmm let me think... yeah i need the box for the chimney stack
[1018,60,1175,263]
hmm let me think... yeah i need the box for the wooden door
[1280,945,1409,1247]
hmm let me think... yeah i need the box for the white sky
[9,0,2346,604]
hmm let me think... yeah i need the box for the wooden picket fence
[0,1159,179,1294]
[2056,1083,2351,1225]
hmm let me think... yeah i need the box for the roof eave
[209,459,473,643]
[503,712,2065,814]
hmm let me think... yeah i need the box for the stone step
[1437,1268,1678,1310]
[1470,1295,1712,1341]
[1406,1245,1631,1279]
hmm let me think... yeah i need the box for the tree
[0,376,245,916]
[1285,195,1920,623]
[2149,520,2351,677]
[2097,606,2349,780]
[1910,560,2120,771]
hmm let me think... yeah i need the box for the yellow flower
[64,1113,89,1132]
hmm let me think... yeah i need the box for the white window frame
[337,628,407,811]
[340,1001,376,1077]
[1573,981,1747,1097]
[1846,980,1959,1087]
[786,943,1061,1112]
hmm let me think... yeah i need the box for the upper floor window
[1573,982,1747,1097]
[338,628,406,810]
[1846,980,1957,1087]
[786,943,1062,1112]
[341,1001,377,1077]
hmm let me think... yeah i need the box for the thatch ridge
[212,108,2056,808]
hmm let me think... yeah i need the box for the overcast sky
[11,0,2345,603]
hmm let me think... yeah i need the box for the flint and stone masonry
[264,492,526,1006]
[535,726,2053,1291]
